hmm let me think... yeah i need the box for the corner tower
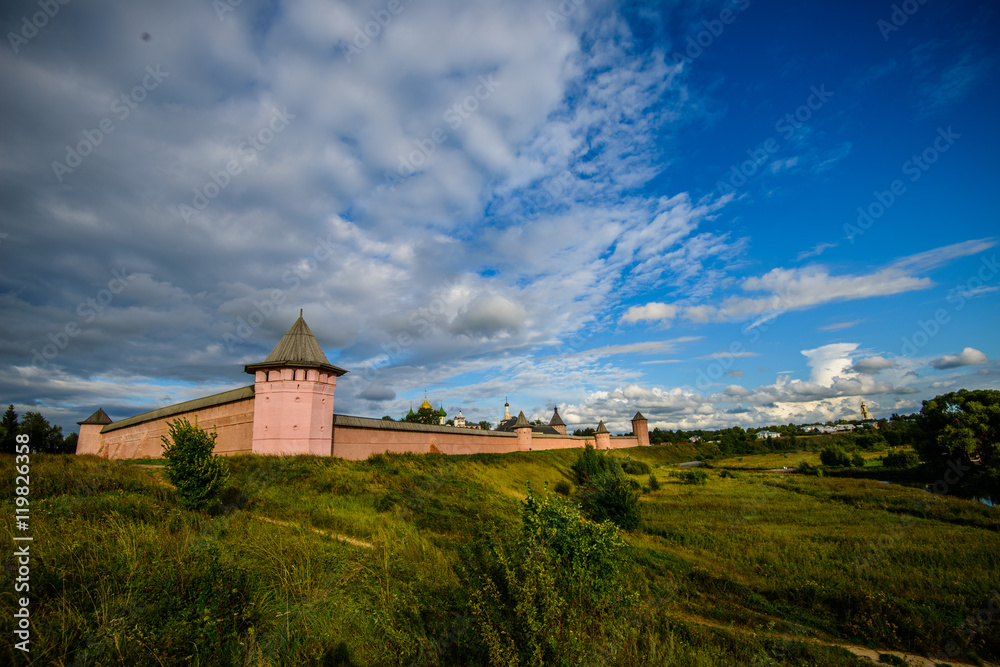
[76,408,113,456]
[245,311,347,456]
[631,411,649,447]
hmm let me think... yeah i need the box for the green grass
[2,450,997,666]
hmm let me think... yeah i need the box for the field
[2,446,998,666]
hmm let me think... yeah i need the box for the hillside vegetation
[2,444,998,666]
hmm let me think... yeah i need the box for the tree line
[0,405,76,454]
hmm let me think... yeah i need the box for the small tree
[0,405,18,455]
[161,418,228,510]
[19,411,66,453]
[820,446,852,467]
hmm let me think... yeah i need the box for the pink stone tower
[245,311,347,456]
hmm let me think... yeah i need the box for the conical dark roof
[244,313,348,376]
[549,407,565,427]
[513,411,531,429]
[632,411,646,421]
[77,408,113,426]
[595,420,609,434]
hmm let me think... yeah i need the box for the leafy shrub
[852,452,866,468]
[648,474,660,491]
[679,469,708,485]
[882,449,920,468]
[467,487,635,666]
[570,446,642,529]
[160,418,228,510]
[796,461,823,476]
[570,444,620,485]
[620,458,651,475]
[553,479,571,496]
[856,430,888,450]
[820,446,852,467]
[717,469,738,479]
[577,470,642,529]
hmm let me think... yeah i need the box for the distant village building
[802,423,856,434]
[75,314,649,459]
[755,430,781,440]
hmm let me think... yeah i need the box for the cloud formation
[930,347,988,370]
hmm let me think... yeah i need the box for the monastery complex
[75,314,649,459]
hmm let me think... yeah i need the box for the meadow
[2,445,997,666]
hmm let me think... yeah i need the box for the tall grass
[1,450,996,665]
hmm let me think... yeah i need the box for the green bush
[796,461,823,476]
[620,457,651,475]
[570,443,619,485]
[570,446,642,529]
[852,452,866,468]
[577,470,642,529]
[820,446,852,467]
[160,417,228,510]
[467,487,635,666]
[678,469,708,485]
[553,479,571,496]
[856,430,888,450]
[648,473,660,491]
[882,449,920,468]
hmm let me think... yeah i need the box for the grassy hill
[2,446,998,666]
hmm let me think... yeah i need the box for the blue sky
[1,0,997,435]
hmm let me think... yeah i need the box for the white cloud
[818,319,864,331]
[796,241,837,262]
[853,356,895,374]
[930,347,988,369]
[620,302,678,324]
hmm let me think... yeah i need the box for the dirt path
[257,516,374,549]
[670,610,995,667]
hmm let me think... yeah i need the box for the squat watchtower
[245,311,347,456]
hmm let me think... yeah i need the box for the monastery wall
[331,416,523,460]
[81,387,255,459]
[74,316,650,461]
